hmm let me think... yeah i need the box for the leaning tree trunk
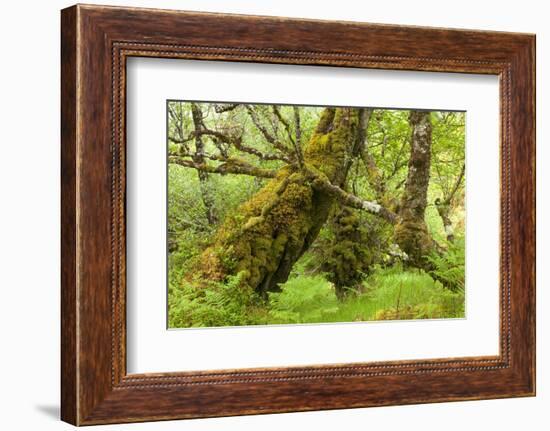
[394,111,437,269]
[192,108,364,297]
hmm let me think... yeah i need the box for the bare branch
[169,156,278,178]
[196,127,291,163]
[272,106,295,145]
[214,103,240,113]
[196,128,239,144]
[168,135,194,144]
[171,118,289,170]
[292,106,304,168]
[444,163,466,205]
[293,106,302,148]
[211,137,229,158]
[272,105,305,167]
[246,106,292,156]
[168,149,218,161]
[233,142,291,162]
[389,139,408,179]
[168,103,186,142]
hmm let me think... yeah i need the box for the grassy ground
[168,264,465,329]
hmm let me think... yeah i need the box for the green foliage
[426,237,466,292]
[366,109,411,193]
[166,103,466,328]
[168,266,465,328]
[431,112,466,199]
[267,275,339,323]
[168,272,266,328]
[365,264,464,319]
[168,163,265,274]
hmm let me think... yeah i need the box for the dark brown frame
[61,4,536,426]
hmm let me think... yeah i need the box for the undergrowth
[427,237,466,292]
[168,263,465,328]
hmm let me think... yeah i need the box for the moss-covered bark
[321,206,375,299]
[394,111,436,268]
[191,108,364,297]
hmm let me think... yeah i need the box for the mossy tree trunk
[193,108,367,297]
[394,111,437,268]
[321,206,373,300]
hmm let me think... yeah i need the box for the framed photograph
[61,4,535,425]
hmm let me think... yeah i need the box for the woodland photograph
[167,101,466,329]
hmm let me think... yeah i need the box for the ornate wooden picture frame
[61,4,535,425]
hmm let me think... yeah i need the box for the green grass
[268,266,464,324]
[168,265,465,328]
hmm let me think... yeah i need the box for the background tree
[394,111,438,269]
[431,111,466,243]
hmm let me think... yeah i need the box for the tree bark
[191,108,366,297]
[394,111,436,268]
[435,163,465,243]
[435,198,454,243]
[190,103,218,225]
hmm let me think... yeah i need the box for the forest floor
[168,259,465,329]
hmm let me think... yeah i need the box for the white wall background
[0,1,546,429]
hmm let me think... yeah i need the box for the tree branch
[444,163,466,205]
[206,128,291,162]
[435,163,465,243]
[168,149,225,162]
[246,106,292,156]
[168,103,186,143]
[304,168,397,224]
[177,125,289,163]
[169,156,278,178]
[272,105,295,145]
[273,105,306,168]
[293,106,302,148]
[214,103,240,113]
[168,134,194,144]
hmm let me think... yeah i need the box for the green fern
[426,237,465,292]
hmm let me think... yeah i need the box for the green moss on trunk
[322,207,370,300]
[190,108,363,296]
